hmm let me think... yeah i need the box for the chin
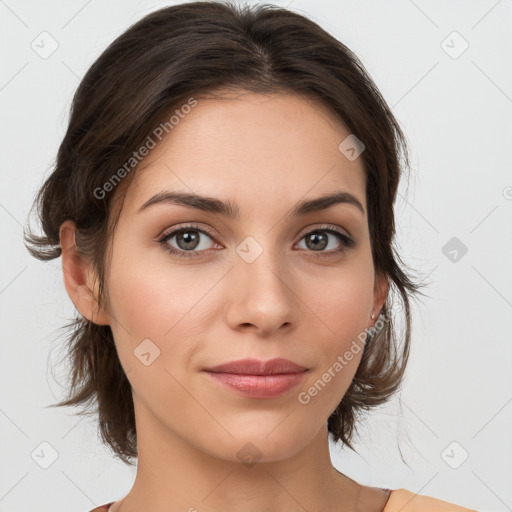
[195,427,313,466]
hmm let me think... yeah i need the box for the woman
[24,2,477,511]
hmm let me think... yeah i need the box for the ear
[59,220,110,325]
[371,271,389,325]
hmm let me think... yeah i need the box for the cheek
[299,263,374,394]
[107,245,215,338]
[105,246,226,387]
[105,251,210,410]
[304,264,374,343]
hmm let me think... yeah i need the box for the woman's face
[103,91,387,462]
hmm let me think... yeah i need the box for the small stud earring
[371,313,375,319]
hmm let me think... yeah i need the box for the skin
[59,90,389,511]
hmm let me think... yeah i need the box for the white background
[1,1,511,511]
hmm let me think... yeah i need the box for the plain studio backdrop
[1,1,511,511]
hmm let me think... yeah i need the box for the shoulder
[88,503,114,512]
[384,488,478,511]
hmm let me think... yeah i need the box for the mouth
[202,358,309,398]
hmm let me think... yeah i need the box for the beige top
[382,488,478,511]
[90,489,478,512]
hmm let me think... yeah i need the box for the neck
[111,399,359,512]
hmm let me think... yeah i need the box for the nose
[224,241,297,337]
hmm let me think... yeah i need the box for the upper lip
[203,358,308,375]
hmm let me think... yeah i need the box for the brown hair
[24,1,426,465]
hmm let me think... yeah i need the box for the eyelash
[157,223,355,260]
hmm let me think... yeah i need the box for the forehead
[122,91,366,216]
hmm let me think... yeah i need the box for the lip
[202,358,309,399]
[204,371,308,398]
[203,358,308,375]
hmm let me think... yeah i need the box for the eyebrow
[137,190,365,217]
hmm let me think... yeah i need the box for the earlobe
[59,220,110,326]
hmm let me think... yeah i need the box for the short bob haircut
[24,1,425,466]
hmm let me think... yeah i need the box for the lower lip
[204,371,308,398]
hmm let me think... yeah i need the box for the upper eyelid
[160,224,217,241]
[299,224,352,238]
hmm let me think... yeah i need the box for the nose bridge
[235,232,290,294]
[226,231,296,332]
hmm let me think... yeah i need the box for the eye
[158,224,220,259]
[295,225,355,257]
[158,223,355,260]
